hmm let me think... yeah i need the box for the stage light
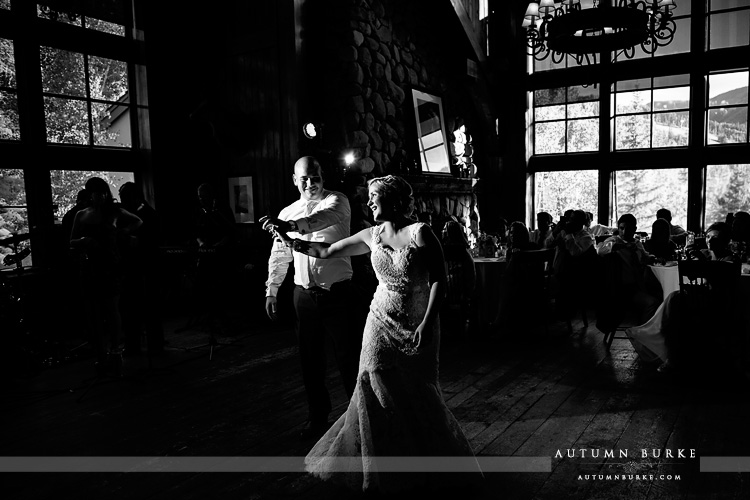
[302,122,319,139]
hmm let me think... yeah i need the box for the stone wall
[303,0,491,229]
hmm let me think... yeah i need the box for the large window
[533,85,599,154]
[707,70,749,145]
[535,170,599,220]
[705,164,750,226]
[613,75,690,150]
[525,3,749,233]
[0,0,148,267]
[614,168,688,230]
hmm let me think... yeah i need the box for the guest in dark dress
[70,177,142,375]
[118,182,164,356]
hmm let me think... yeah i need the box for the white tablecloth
[649,264,679,300]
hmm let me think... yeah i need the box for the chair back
[677,259,740,309]
[510,248,555,300]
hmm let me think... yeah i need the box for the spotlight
[302,122,318,139]
[344,152,356,166]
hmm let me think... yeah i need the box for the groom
[262,156,364,440]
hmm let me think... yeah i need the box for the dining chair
[675,259,741,370]
[594,252,643,351]
[509,247,556,334]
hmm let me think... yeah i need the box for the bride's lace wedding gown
[305,222,481,493]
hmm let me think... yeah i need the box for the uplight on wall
[344,152,356,166]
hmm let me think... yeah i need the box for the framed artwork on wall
[227,176,255,223]
[411,89,451,175]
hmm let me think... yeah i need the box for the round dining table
[648,263,680,300]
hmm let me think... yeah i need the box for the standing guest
[274,175,481,495]
[529,211,553,247]
[194,183,236,334]
[261,156,364,441]
[118,182,165,356]
[644,218,678,262]
[62,189,90,243]
[656,208,687,245]
[70,177,141,376]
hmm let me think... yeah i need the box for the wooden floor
[4,306,750,500]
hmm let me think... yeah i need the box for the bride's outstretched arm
[279,227,372,258]
[414,224,446,348]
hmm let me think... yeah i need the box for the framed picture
[411,89,451,175]
[227,176,255,223]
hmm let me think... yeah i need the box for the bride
[273,175,482,494]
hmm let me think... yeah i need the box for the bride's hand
[413,321,433,349]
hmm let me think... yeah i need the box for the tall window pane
[567,118,598,152]
[533,86,600,154]
[535,170,599,220]
[0,38,19,140]
[44,97,89,144]
[0,169,31,269]
[615,169,688,230]
[614,79,690,149]
[707,70,749,144]
[708,10,750,49]
[705,164,750,227]
[535,122,565,154]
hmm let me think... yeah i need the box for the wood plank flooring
[3,308,750,499]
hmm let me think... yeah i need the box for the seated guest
[644,218,678,262]
[597,213,661,330]
[492,222,539,333]
[529,212,553,247]
[656,208,687,246]
[507,221,533,256]
[688,221,736,262]
[549,210,596,319]
[441,221,476,335]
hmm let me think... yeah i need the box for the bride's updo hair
[368,175,415,218]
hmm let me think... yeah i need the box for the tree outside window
[615,168,688,230]
[41,46,130,147]
[0,37,19,140]
[535,170,599,220]
[705,164,750,227]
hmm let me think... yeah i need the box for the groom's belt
[297,279,351,294]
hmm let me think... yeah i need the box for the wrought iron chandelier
[523,0,678,65]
